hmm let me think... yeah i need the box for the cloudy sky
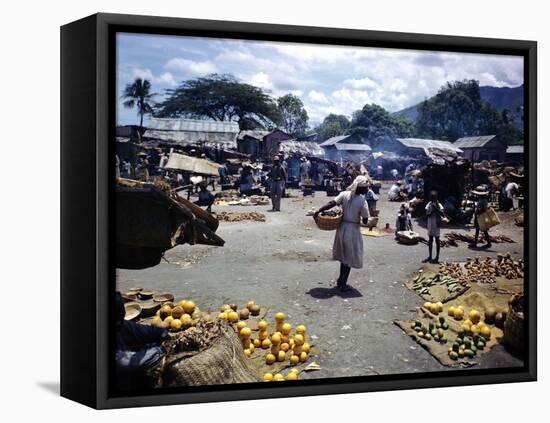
[116,32,523,127]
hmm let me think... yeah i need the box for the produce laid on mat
[123,289,317,383]
[440,231,515,248]
[398,252,524,367]
[213,211,266,222]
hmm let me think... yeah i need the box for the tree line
[122,75,523,145]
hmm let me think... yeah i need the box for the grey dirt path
[117,184,524,380]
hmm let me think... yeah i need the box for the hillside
[394,84,524,129]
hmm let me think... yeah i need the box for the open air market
[113,35,526,391]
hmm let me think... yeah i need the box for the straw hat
[471,185,489,196]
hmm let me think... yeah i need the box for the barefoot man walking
[314,175,370,292]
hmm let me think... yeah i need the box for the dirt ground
[116,183,524,380]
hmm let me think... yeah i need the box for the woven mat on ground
[360,226,394,237]
[405,264,470,303]
[162,320,261,387]
[394,293,504,367]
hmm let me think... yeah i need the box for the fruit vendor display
[448,332,488,361]
[151,299,201,332]
[439,255,523,285]
[447,303,507,330]
[412,273,466,296]
[411,316,450,343]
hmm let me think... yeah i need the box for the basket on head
[315,214,342,231]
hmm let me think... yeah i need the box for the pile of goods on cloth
[125,293,318,386]
[440,231,514,248]
[213,211,266,222]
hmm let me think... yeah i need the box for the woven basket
[503,294,524,354]
[315,214,342,231]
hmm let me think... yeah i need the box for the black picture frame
[61,12,537,409]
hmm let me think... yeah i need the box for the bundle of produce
[214,211,266,222]
[411,272,467,297]
[149,299,201,332]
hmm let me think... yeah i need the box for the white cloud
[164,58,218,76]
[249,72,273,90]
[307,90,330,104]
[131,68,177,87]
[343,76,377,90]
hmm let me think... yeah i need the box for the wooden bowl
[122,293,137,302]
[124,302,142,321]
[140,301,161,317]
[138,290,154,300]
[153,293,175,303]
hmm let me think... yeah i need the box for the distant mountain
[394,84,524,129]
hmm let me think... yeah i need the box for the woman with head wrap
[313,175,370,291]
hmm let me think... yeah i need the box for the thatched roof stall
[116,179,224,269]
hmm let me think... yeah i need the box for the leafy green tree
[155,74,281,130]
[315,114,351,141]
[122,78,157,133]
[416,79,522,144]
[277,94,309,136]
[349,104,416,141]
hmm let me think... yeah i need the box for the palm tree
[121,78,157,134]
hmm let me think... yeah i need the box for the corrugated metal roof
[396,138,463,153]
[319,135,350,147]
[164,152,221,176]
[144,129,237,147]
[148,117,239,133]
[454,135,497,148]
[334,143,372,151]
[279,140,324,156]
[506,145,524,154]
[237,130,270,141]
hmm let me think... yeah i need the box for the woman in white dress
[314,175,370,291]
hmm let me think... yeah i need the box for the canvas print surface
[113,32,526,392]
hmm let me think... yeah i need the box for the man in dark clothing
[194,183,215,212]
[115,292,169,390]
[268,155,287,211]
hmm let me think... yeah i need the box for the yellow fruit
[236,321,247,331]
[275,312,286,322]
[461,324,471,334]
[480,326,491,339]
[164,315,174,325]
[470,324,480,334]
[296,325,307,335]
[435,302,444,313]
[220,304,231,312]
[218,312,228,320]
[293,345,303,355]
[453,308,464,320]
[289,368,299,374]
[178,300,188,309]
[263,373,273,382]
[464,319,473,327]
[302,343,311,354]
[468,309,481,324]
[262,339,272,349]
[253,338,261,348]
[457,305,464,310]
[280,343,290,352]
[250,304,261,316]
[160,305,172,320]
[274,373,284,382]
[281,335,290,344]
[240,327,252,339]
[290,355,300,365]
[239,308,250,320]
[170,319,182,331]
[286,372,298,381]
[182,301,195,314]
[281,323,292,335]
[259,330,269,340]
[246,301,256,310]
[151,316,162,327]
[423,302,432,310]
[181,314,192,327]
[258,320,268,331]
[448,306,456,317]
[277,351,286,362]
[249,343,255,354]
[171,306,184,319]
[271,333,282,344]
[227,311,239,323]
[243,349,252,357]
[299,352,308,362]
[266,354,276,365]
[294,334,305,345]
[270,345,280,355]
[243,338,251,350]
